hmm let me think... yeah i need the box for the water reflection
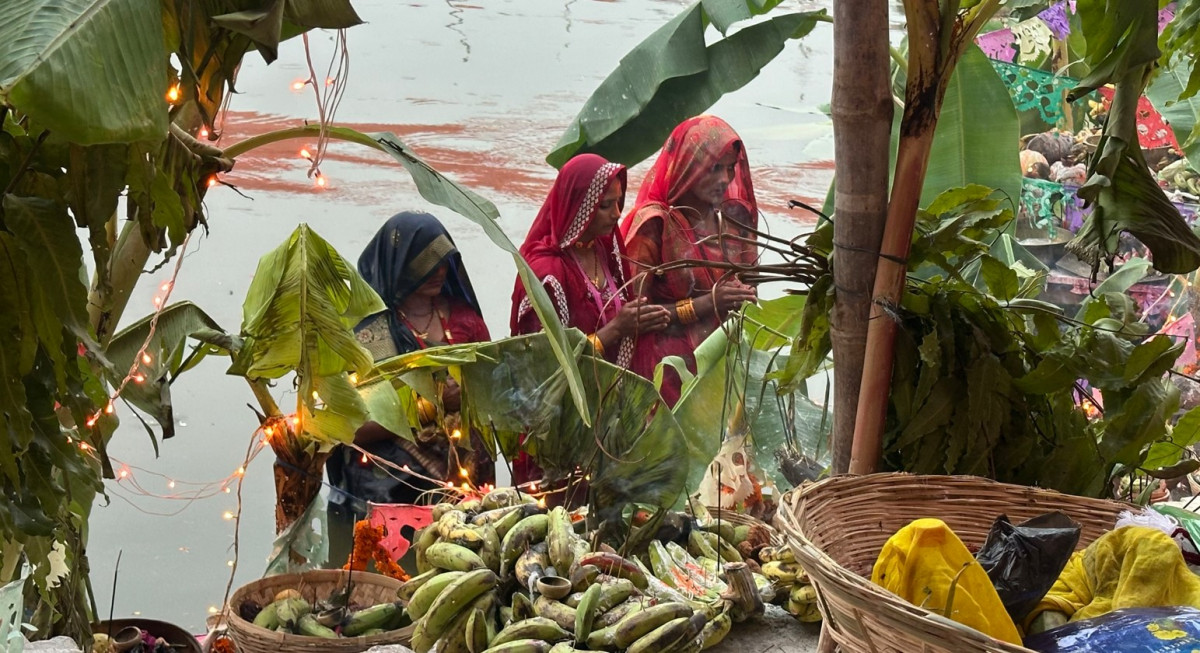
[444,0,471,62]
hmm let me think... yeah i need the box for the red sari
[511,153,633,365]
[510,153,631,489]
[620,115,759,405]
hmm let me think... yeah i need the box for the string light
[325,77,336,86]
[459,467,469,478]
[315,173,327,188]
[222,511,234,521]
[142,353,152,365]
[199,127,209,139]
[291,79,308,91]
[300,148,312,160]
[206,176,218,188]
[166,84,182,103]
[451,429,462,440]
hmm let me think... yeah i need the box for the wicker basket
[226,569,412,653]
[777,473,1131,653]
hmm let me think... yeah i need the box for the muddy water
[88,0,836,631]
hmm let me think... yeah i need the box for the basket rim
[777,473,1134,653]
[225,569,411,648]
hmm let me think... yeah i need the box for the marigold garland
[344,519,410,581]
[208,634,237,653]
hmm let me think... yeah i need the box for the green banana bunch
[343,601,403,637]
[491,616,571,647]
[411,568,498,653]
[427,541,488,572]
[297,613,337,638]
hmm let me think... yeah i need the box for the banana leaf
[104,301,237,442]
[213,0,363,63]
[230,224,385,444]
[547,0,827,167]
[1146,58,1200,169]
[0,0,168,144]
[674,297,832,493]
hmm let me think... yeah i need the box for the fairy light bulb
[315,174,327,188]
[104,403,114,415]
[361,453,369,464]
[459,467,469,478]
[235,466,245,476]
[300,148,312,160]
[222,511,234,520]
[118,468,129,479]
[451,429,462,440]
[167,480,175,489]
[537,497,547,508]
[133,374,145,383]
[166,84,181,103]
[142,354,152,365]
[199,127,209,138]
[291,79,307,91]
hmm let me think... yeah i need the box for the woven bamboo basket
[226,569,412,653]
[777,473,1131,653]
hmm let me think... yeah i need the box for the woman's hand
[698,279,757,317]
[600,298,672,343]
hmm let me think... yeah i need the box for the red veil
[510,153,632,364]
[619,115,759,404]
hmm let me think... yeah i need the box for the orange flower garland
[344,519,410,581]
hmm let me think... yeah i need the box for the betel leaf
[1123,334,1183,384]
[547,1,827,167]
[979,256,1020,301]
[0,0,168,144]
[1142,405,1200,471]
[230,224,384,428]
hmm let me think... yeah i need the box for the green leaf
[1161,0,1200,101]
[0,234,35,486]
[213,0,288,62]
[979,256,1019,301]
[304,373,368,445]
[1071,0,1160,99]
[67,144,127,307]
[283,0,364,29]
[231,224,385,421]
[547,4,827,167]
[1123,334,1183,384]
[0,0,168,144]
[1143,405,1200,470]
[355,378,412,442]
[919,46,1022,208]
[104,301,233,438]
[2,195,89,333]
[741,295,807,350]
[925,184,998,217]
[1146,458,1200,479]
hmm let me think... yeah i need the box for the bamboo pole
[829,0,893,474]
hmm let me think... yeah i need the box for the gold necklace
[399,298,438,339]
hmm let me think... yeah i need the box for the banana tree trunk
[828,0,893,475]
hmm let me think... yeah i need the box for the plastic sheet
[976,512,1080,623]
[1024,606,1200,653]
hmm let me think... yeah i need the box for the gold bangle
[676,298,698,324]
[587,333,605,357]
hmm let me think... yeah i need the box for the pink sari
[620,115,758,405]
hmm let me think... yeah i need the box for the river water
[87,0,838,631]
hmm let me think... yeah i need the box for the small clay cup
[536,575,572,600]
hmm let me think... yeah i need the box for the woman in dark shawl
[327,212,493,524]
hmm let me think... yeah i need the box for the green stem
[247,378,282,418]
[222,125,384,159]
[890,45,908,74]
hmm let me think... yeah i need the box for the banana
[791,583,818,604]
[624,616,692,653]
[611,602,694,649]
[399,568,443,603]
[495,504,539,540]
[630,612,705,653]
[547,507,575,574]
[447,526,487,551]
[466,607,490,653]
[481,640,553,653]
[500,514,550,577]
[761,561,798,585]
[433,502,456,521]
[573,582,603,645]
[758,546,795,564]
[409,571,466,620]
[564,592,584,608]
[344,601,403,637]
[548,643,575,653]
[252,601,279,630]
[699,611,732,650]
[786,597,822,623]
[472,504,524,528]
[478,524,502,572]
[568,538,590,576]
[533,595,578,631]
[511,592,535,621]
[499,606,514,626]
[274,598,311,629]
[428,542,488,572]
[413,570,498,653]
[491,616,572,647]
[516,542,550,592]
[439,510,470,540]
[274,589,303,602]
[482,487,534,511]
[297,613,337,638]
[574,552,648,589]
[688,530,720,561]
[594,578,635,614]
[416,524,441,573]
[569,564,599,592]
[594,597,643,629]
[459,498,483,513]
[731,525,750,545]
[438,598,487,653]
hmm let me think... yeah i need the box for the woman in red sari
[621,115,760,406]
[510,153,671,487]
